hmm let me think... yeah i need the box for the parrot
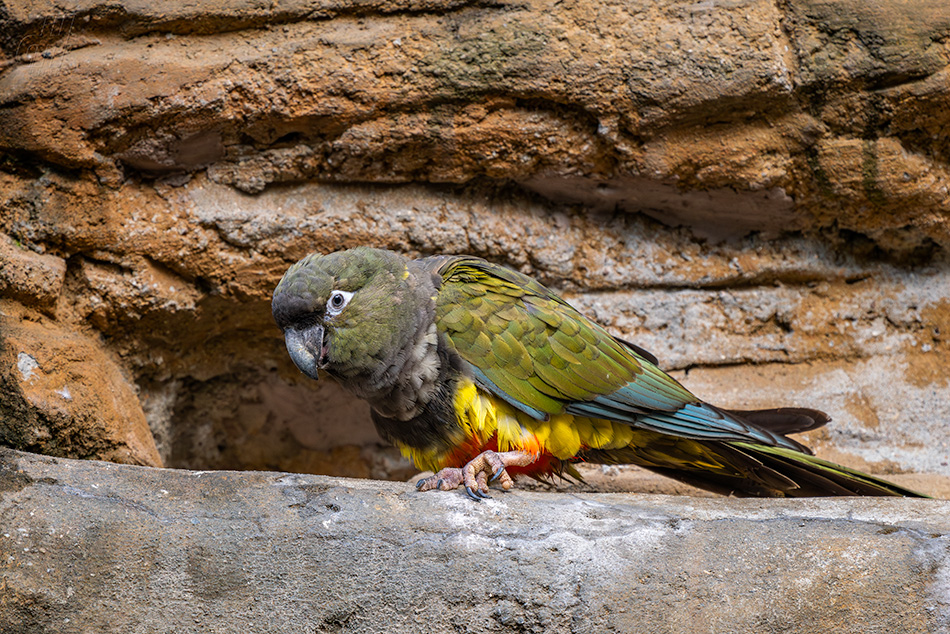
[272,246,926,500]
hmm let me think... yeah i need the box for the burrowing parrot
[272,247,925,500]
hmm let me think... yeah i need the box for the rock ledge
[1,448,948,633]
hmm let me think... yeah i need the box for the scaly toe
[415,468,464,492]
[475,470,491,497]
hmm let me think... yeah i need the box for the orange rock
[0,301,162,467]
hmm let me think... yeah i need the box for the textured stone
[0,232,64,313]
[0,302,161,467]
[0,448,949,633]
[1,0,949,250]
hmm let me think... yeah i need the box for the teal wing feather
[423,255,803,451]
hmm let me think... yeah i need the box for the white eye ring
[326,290,354,317]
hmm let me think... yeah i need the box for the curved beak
[283,325,326,380]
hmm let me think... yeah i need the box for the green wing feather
[427,256,802,451]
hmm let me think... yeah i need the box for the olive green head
[272,247,420,380]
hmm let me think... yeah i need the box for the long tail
[718,407,927,496]
[587,442,928,497]
[580,407,929,498]
[728,443,928,497]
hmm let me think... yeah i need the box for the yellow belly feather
[397,377,642,472]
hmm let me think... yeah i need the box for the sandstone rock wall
[0,0,948,493]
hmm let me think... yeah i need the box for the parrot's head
[272,247,428,382]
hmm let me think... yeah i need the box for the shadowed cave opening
[142,368,416,481]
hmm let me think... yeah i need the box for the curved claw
[465,486,489,501]
[415,479,425,490]
[490,467,505,482]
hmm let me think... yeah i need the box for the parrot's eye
[326,290,354,317]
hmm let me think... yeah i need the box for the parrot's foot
[415,450,537,501]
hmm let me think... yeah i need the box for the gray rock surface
[1,447,949,633]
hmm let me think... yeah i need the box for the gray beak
[284,325,325,380]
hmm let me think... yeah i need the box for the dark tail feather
[722,407,831,435]
[732,443,929,497]
[581,439,929,498]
